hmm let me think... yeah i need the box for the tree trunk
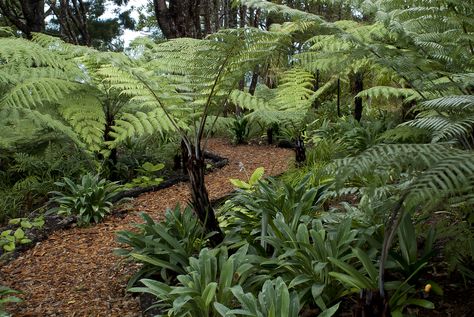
[0,0,45,38]
[353,290,391,317]
[337,77,341,117]
[186,147,224,246]
[267,127,274,144]
[295,136,306,164]
[47,0,91,46]
[154,0,208,39]
[351,72,364,122]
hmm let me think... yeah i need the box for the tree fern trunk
[353,290,391,317]
[267,127,274,144]
[351,72,364,122]
[295,136,306,164]
[186,147,224,246]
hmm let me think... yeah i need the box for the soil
[0,138,293,316]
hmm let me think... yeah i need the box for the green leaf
[311,284,325,299]
[8,218,22,225]
[14,228,25,240]
[318,302,340,317]
[3,242,15,252]
[404,298,434,309]
[214,302,234,317]
[202,282,218,307]
[289,276,311,289]
[131,253,180,272]
[1,230,12,237]
[229,178,251,189]
[249,167,265,185]
[20,220,33,229]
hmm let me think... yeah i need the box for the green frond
[1,78,82,110]
[108,109,176,147]
[31,33,92,58]
[22,109,88,151]
[0,38,65,68]
[247,109,305,126]
[308,77,338,104]
[58,94,106,152]
[336,143,463,183]
[0,27,14,37]
[356,86,418,100]
[405,153,474,210]
[230,90,271,111]
[240,0,326,23]
[404,115,474,143]
[275,68,315,110]
[416,95,474,112]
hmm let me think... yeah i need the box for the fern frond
[230,90,271,111]
[0,38,65,68]
[356,86,418,100]
[405,153,474,210]
[416,95,474,112]
[58,94,106,152]
[336,143,462,183]
[275,68,315,110]
[108,109,177,147]
[404,115,474,143]
[1,78,82,109]
[22,109,88,151]
[240,0,326,23]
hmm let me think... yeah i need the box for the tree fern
[402,95,474,147]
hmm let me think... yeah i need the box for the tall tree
[152,0,245,39]
[0,0,47,38]
[47,0,134,49]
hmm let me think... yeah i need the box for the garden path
[0,139,293,316]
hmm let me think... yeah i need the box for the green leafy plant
[214,277,302,317]
[329,247,436,316]
[0,216,44,253]
[222,176,326,249]
[123,162,164,189]
[229,167,265,190]
[130,245,264,317]
[229,115,250,144]
[48,173,121,226]
[0,285,22,317]
[116,206,210,287]
[262,214,355,312]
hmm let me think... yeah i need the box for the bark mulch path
[0,139,293,317]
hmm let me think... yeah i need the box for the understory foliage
[47,173,122,226]
[1,0,473,316]
[116,1,474,317]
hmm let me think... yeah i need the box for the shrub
[48,173,121,226]
[116,206,211,287]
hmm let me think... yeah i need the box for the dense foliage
[1,0,473,316]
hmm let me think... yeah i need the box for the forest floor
[0,138,293,316]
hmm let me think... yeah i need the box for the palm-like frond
[101,28,288,149]
[403,95,474,146]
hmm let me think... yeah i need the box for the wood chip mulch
[0,139,293,317]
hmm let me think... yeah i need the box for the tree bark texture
[353,290,391,317]
[0,0,45,38]
[351,72,364,122]
[295,136,306,164]
[185,146,224,246]
[47,0,91,45]
[153,0,244,39]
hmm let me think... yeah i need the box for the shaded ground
[0,139,293,316]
